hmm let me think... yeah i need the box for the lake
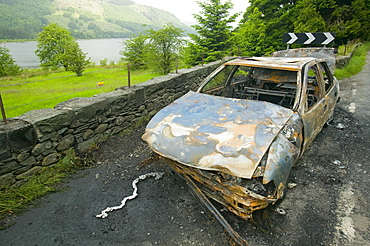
[2,38,126,68]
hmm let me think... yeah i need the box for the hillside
[0,0,194,39]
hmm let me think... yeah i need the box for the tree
[231,8,273,57]
[327,0,370,44]
[120,24,184,74]
[185,0,239,65]
[120,33,148,69]
[239,0,297,54]
[0,46,22,77]
[293,0,326,33]
[146,24,184,74]
[35,23,90,76]
[63,42,90,76]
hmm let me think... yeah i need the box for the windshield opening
[199,65,299,109]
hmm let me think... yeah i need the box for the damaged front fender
[263,134,300,199]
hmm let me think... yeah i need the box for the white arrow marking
[304,33,315,44]
[322,32,335,44]
[287,33,298,44]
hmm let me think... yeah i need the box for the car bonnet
[142,91,294,179]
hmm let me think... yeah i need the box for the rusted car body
[142,49,339,220]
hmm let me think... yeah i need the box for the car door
[299,61,328,152]
[319,61,339,121]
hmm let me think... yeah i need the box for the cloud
[133,0,249,24]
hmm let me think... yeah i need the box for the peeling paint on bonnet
[142,91,294,178]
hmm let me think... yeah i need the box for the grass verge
[0,149,91,222]
[335,41,370,79]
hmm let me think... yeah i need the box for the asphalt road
[1,53,369,246]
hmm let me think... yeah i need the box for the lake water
[2,38,126,68]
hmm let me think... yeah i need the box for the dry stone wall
[336,55,351,68]
[0,60,222,189]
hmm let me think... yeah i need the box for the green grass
[0,150,90,221]
[335,41,370,79]
[0,65,161,118]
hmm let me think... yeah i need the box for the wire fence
[0,66,130,88]
[4,71,151,110]
[0,65,142,122]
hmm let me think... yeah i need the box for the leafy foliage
[231,8,272,56]
[327,0,370,43]
[238,0,297,55]
[146,24,184,74]
[120,24,184,74]
[293,0,326,33]
[35,23,75,69]
[35,23,90,76]
[185,0,239,65]
[63,42,91,76]
[0,46,22,77]
[120,34,148,69]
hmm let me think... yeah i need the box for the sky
[133,0,250,25]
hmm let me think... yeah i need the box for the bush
[100,58,108,66]
[0,46,22,77]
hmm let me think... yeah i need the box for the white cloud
[133,0,250,25]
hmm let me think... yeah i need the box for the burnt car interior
[199,64,322,110]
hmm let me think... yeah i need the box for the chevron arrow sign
[283,32,336,45]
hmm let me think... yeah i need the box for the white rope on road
[96,172,165,219]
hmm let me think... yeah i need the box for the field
[0,65,161,118]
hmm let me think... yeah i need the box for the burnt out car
[142,49,339,220]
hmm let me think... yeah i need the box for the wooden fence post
[127,64,131,88]
[0,93,8,124]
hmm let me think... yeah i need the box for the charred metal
[142,49,339,222]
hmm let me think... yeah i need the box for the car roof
[225,57,318,71]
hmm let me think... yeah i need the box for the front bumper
[162,156,277,220]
